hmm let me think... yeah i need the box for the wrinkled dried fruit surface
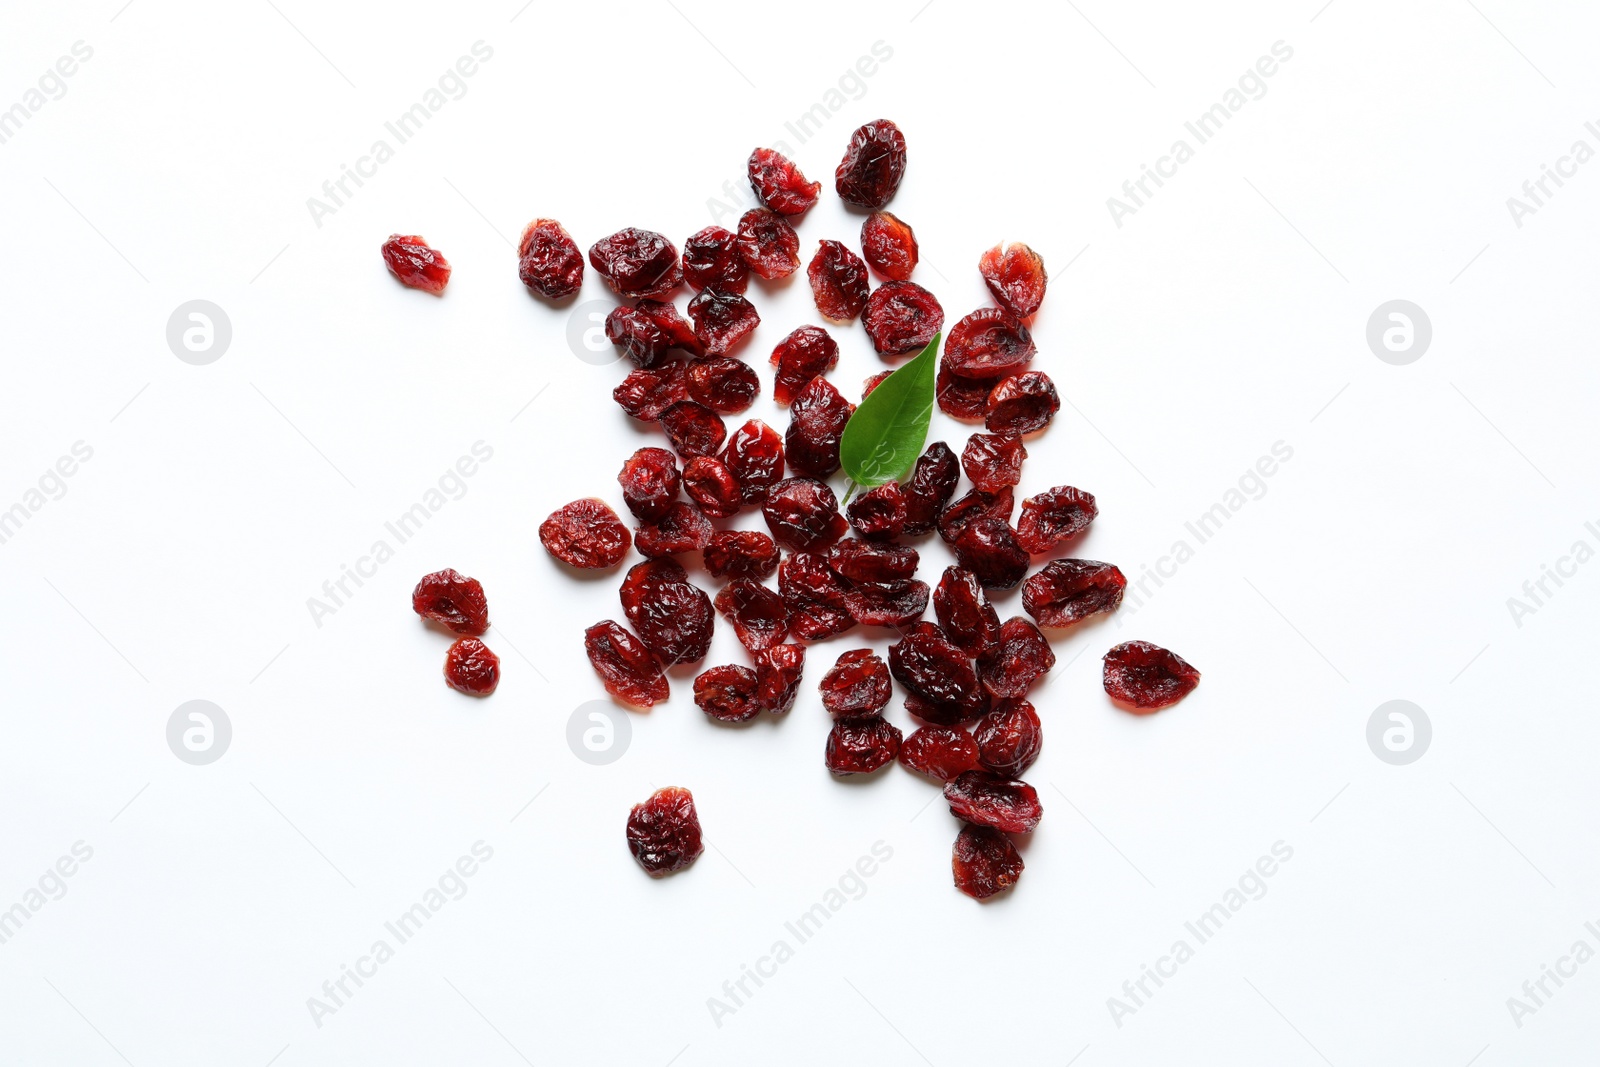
[933,566,1001,660]
[847,482,907,541]
[763,478,848,551]
[863,281,944,358]
[682,456,743,518]
[903,442,961,535]
[974,700,1042,777]
[748,147,821,216]
[584,620,668,708]
[540,498,632,569]
[659,400,727,459]
[618,447,682,523]
[721,420,785,504]
[634,502,712,558]
[687,357,760,414]
[951,517,1030,590]
[862,370,894,398]
[683,226,749,294]
[735,209,801,280]
[962,432,1027,495]
[780,551,855,641]
[835,119,907,209]
[828,539,918,584]
[986,372,1059,435]
[906,690,990,727]
[937,364,998,421]
[785,375,854,478]
[938,487,1014,543]
[944,308,1036,380]
[826,716,903,775]
[820,649,891,718]
[945,771,1042,833]
[518,219,583,300]
[1022,559,1128,627]
[861,211,918,280]
[614,361,689,421]
[626,786,704,876]
[979,242,1048,319]
[382,235,451,294]
[714,579,789,652]
[412,568,489,635]
[687,288,760,356]
[891,624,981,708]
[981,618,1055,700]
[607,303,702,368]
[899,726,982,781]
[953,824,1023,900]
[754,643,806,714]
[845,579,929,628]
[808,241,871,323]
[444,637,499,695]
[770,326,840,406]
[694,664,761,722]
[1103,640,1201,711]
[589,228,681,299]
[619,558,715,665]
[703,530,780,580]
[1016,486,1097,555]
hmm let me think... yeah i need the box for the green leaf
[839,331,940,491]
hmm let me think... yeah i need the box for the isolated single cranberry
[861,211,918,280]
[539,499,632,569]
[809,241,871,322]
[973,700,1042,777]
[1016,486,1098,555]
[735,209,802,280]
[589,228,682,299]
[584,620,668,709]
[835,119,907,208]
[381,235,450,294]
[412,569,489,635]
[1102,641,1201,711]
[694,665,762,722]
[748,147,821,216]
[825,716,903,775]
[444,637,499,696]
[944,771,1042,833]
[1022,559,1127,627]
[978,242,1048,319]
[863,281,943,357]
[626,786,704,876]
[944,308,1036,379]
[819,648,892,719]
[517,219,583,299]
[952,824,1024,900]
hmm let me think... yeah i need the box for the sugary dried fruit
[944,771,1042,833]
[979,242,1047,319]
[735,209,801,280]
[687,288,760,356]
[626,786,704,876]
[844,579,929,628]
[1103,640,1200,711]
[754,643,806,714]
[721,420,785,504]
[902,442,960,535]
[819,649,891,718]
[687,357,760,414]
[659,400,727,459]
[634,502,713,558]
[606,302,703,367]
[951,517,1029,590]
[863,281,944,358]
[770,326,840,406]
[962,432,1027,495]
[944,308,1036,380]
[985,372,1059,435]
[517,219,583,300]
[980,618,1055,700]
[862,370,894,398]
[953,824,1023,900]
[779,551,855,641]
[381,235,450,294]
[899,726,982,781]
[905,689,990,727]
[584,620,668,708]
[825,716,903,775]
[828,539,917,583]
[682,456,743,518]
[748,147,821,216]
[938,488,1013,543]
[714,579,789,652]
[613,361,689,421]
[846,482,907,542]
[835,119,907,209]
[444,637,499,696]
[618,447,682,523]
[861,211,918,281]
[785,375,854,478]
[890,623,981,708]
[619,558,715,666]
[589,228,681,299]
[703,530,780,580]
[540,498,632,569]
[763,478,848,551]
[694,665,762,722]
[1016,486,1098,555]
[933,566,1001,660]
[412,568,489,635]
[683,226,749,294]
[808,241,871,323]
[973,699,1042,777]
[937,364,999,421]
[1022,559,1127,627]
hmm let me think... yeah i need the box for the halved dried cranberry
[902,442,960,535]
[618,447,682,523]
[694,664,762,722]
[944,771,1042,833]
[634,502,712,559]
[986,372,1059,435]
[808,241,871,323]
[606,303,702,368]
[952,517,1029,590]
[412,568,489,635]
[748,147,821,216]
[835,119,907,209]
[933,566,1001,660]
[687,357,760,414]
[861,211,918,280]
[847,483,907,542]
[382,234,450,294]
[890,623,981,708]
[937,364,999,421]
[938,487,1014,543]
[863,281,944,358]
[973,699,1042,777]
[683,226,749,294]
[517,219,583,300]
[714,579,789,652]
[627,786,703,876]
[1016,487,1097,555]
[682,456,742,518]
[444,637,499,695]
[589,228,681,299]
[979,242,1048,319]
[619,558,714,666]
[953,824,1023,900]
[819,648,891,718]
[770,326,840,406]
[944,308,1035,379]
[754,643,806,713]
[687,289,760,357]
[826,716,903,775]
[540,499,632,569]
[899,726,982,781]
[962,432,1027,495]
[763,478,848,552]
[779,551,855,641]
[980,618,1055,700]
[659,400,727,459]
[703,530,779,580]
[585,620,668,709]
[721,420,785,504]
[828,539,918,583]
[905,689,990,728]
[785,376,854,478]
[613,361,689,421]
[845,579,929,628]
[735,209,801,280]
[1103,641,1200,711]
[1022,560,1127,628]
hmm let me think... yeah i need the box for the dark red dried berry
[618,447,682,523]
[1023,559,1127,628]
[659,400,727,459]
[863,281,944,358]
[944,308,1036,380]
[985,372,1059,435]
[517,219,583,300]
[951,517,1029,590]
[861,211,918,281]
[606,303,702,368]
[845,579,929,628]
[973,699,1042,777]
[953,824,1023,900]
[627,786,703,876]
[905,689,990,728]
[945,771,1042,833]
[827,539,918,584]
[589,228,681,300]
[980,618,1055,700]
[720,420,785,504]
[938,487,1014,543]
[847,482,907,541]
[703,530,780,581]
[444,637,499,696]
[735,209,801,280]
[962,432,1027,495]
[584,620,668,709]
[683,226,749,294]
[933,566,1001,660]
[862,370,894,398]
[714,579,789,652]
[754,643,806,714]
[619,558,714,666]
[899,726,982,781]
[835,119,907,209]
[687,357,760,414]
[613,361,690,421]
[779,551,855,641]
[694,664,762,722]
[634,502,713,559]
[1016,486,1097,555]
[819,648,891,718]
[1103,641,1200,711]
[785,375,855,478]
[412,568,489,635]
[825,716,903,776]
[979,242,1048,319]
[808,241,871,323]
[539,498,632,569]
[770,326,840,406]
[682,456,743,518]
[890,623,981,709]
[763,478,848,552]
[687,289,760,357]
[382,234,450,294]
[937,364,999,421]
[902,442,961,536]
[748,147,821,216]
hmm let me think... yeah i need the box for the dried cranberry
[845,579,929,628]
[785,376,854,478]
[937,364,998,421]
[634,502,712,559]
[890,623,981,708]
[905,689,990,728]
[721,420,785,504]
[703,530,780,580]
[694,665,761,722]
[607,303,701,368]
[808,241,871,322]
[860,211,918,281]
[962,432,1027,495]
[626,786,704,876]
[613,361,689,421]
[979,242,1047,319]
[619,558,714,666]
[714,579,789,652]
[748,147,821,216]
[779,551,855,641]
[899,726,982,781]
[754,643,806,714]
[412,568,489,635]
[735,209,801,280]
[933,566,1001,660]
[584,620,668,709]
[825,716,903,776]
[938,487,1014,543]
[951,517,1029,590]
[1103,641,1200,711]
[944,308,1036,379]
[846,483,907,542]
[762,478,848,552]
[682,456,742,518]
[863,281,944,357]
[683,226,749,294]
[902,442,960,535]
[687,289,759,357]
[944,771,1042,833]
[539,499,632,570]
[659,400,727,459]
[827,539,918,583]
[974,699,1042,777]
[589,228,681,300]
[381,234,450,294]
[980,618,1055,700]
[952,824,1023,900]
[770,326,840,406]
[517,219,583,300]
[1016,487,1097,555]
[986,372,1059,435]
[618,447,682,523]
[444,637,499,695]
[835,119,907,209]
[687,357,760,414]
[862,370,893,398]
[819,649,891,718]
[1023,560,1127,628]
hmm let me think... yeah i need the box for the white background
[1,0,1597,1063]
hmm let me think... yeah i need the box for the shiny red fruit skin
[589,228,681,299]
[584,620,668,709]
[614,361,689,421]
[937,364,1000,421]
[835,119,907,209]
[973,699,1042,777]
[444,637,499,696]
[694,665,762,722]
[861,211,918,281]
[847,482,907,542]
[899,726,982,781]
[762,478,849,552]
[825,716,903,775]
[985,372,1059,435]
[382,235,450,294]
[659,400,727,460]
[902,442,961,535]
[634,502,712,559]
[844,579,929,628]
[754,643,806,713]
[703,530,780,581]
[863,281,944,358]
[626,786,704,876]
[735,209,801,280]
[1022,559,1128,627]
[944,308,1036,380]
[890,623,981,708]
[517,219,583,299]
[808,241,871,323]
[953,824,1023,900]
[961,432,1027,495]
[682,456,743,518]
[1016,486,1098,555]
[607,304,700,368]
[933,566,1001,660]
[618,447,682,523]
[683,226,749,294]
[828,539,918,584]
[951,517,1030,590]
[979,242,1048,319]
[412,568,489,635]
[785,376,855,479]
[938,488,1014,544]
[779,551,856,642]
[539,498,632,569]
[688,358,760,415]
[748,147,821,216]
[944,771,1042,833]
[980,618,1055,700]
[619,558,714,666]
[687,289,760,356]
[714,579,789,652]
[819,648,891,718]
[721,420,785,504]
[770,326,840,406]
[1103,640,1201,710]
